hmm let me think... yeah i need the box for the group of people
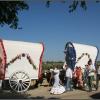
[46,64,73,94]
[45,59,100,94]
[0,54,100,94]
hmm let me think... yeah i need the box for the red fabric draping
[0,40,6,80]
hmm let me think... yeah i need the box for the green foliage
[46,0,99,12]
[42,61,64,70]
[0,1,28,29]
[42,61,100,70]
[69,0,87,12]
[96,61,100,66]
[0,1,100,29]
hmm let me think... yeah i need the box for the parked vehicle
[0,39,44,93]
[64,42,99,70]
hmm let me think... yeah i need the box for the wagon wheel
[9,71,31,93]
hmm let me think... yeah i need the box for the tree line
[42,61,64,70]
[42,61,100,70]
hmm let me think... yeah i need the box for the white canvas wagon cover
[64,42,99,70]
[0,39,44,80]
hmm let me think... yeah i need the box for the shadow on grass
[48,97,60,99]
[29,96,60,99]
[29,96,44,99]
[90,92,100,99]
[0,91,30,99]
[0,91,44,99]
[0,90,60,99]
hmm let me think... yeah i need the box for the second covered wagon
[64,42,99,70]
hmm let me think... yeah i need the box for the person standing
[59,67,66,85]
[85,59,95,92]
[96,65,100,90]
[46,69,51,86]
[73,66,83,89]
[49,69,54,86]
[65,65,73,91]
[53,67,60,87]
[50,67,65,94]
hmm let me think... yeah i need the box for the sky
[0,1,100,61]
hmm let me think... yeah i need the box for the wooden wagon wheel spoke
[21,72,26,79]
[13,73,18,80]
[20,84,23,90]
[11,82,18,88]
[20,82,24,90]
[22,78,30,81]
[17,83,22,92]
[13,83,19,90]
[10,80,18,83]
[22,76,28,81]
[23,81,30,84]
[21,82,26,90]
[22,82,29,87]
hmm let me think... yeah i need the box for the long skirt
[50,85,65,94]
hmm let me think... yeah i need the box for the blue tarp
[64,42,76,71]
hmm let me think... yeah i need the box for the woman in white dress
[50,67,65,94]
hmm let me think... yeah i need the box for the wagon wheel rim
[9,71,31,93]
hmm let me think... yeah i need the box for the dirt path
[0,80,100,99]
[27,85,100,99]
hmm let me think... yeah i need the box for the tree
[0,1,28,29]
[0,1,99,29]
[46,0,100,12]
[42,61,64,70]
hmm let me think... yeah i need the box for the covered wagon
[64,42,99,70]
[0,39,44,93]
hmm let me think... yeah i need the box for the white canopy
[64,42,99,69]
[0,39,44,80]
[73,43,98,68]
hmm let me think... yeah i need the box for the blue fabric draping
[64,42,76,71]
